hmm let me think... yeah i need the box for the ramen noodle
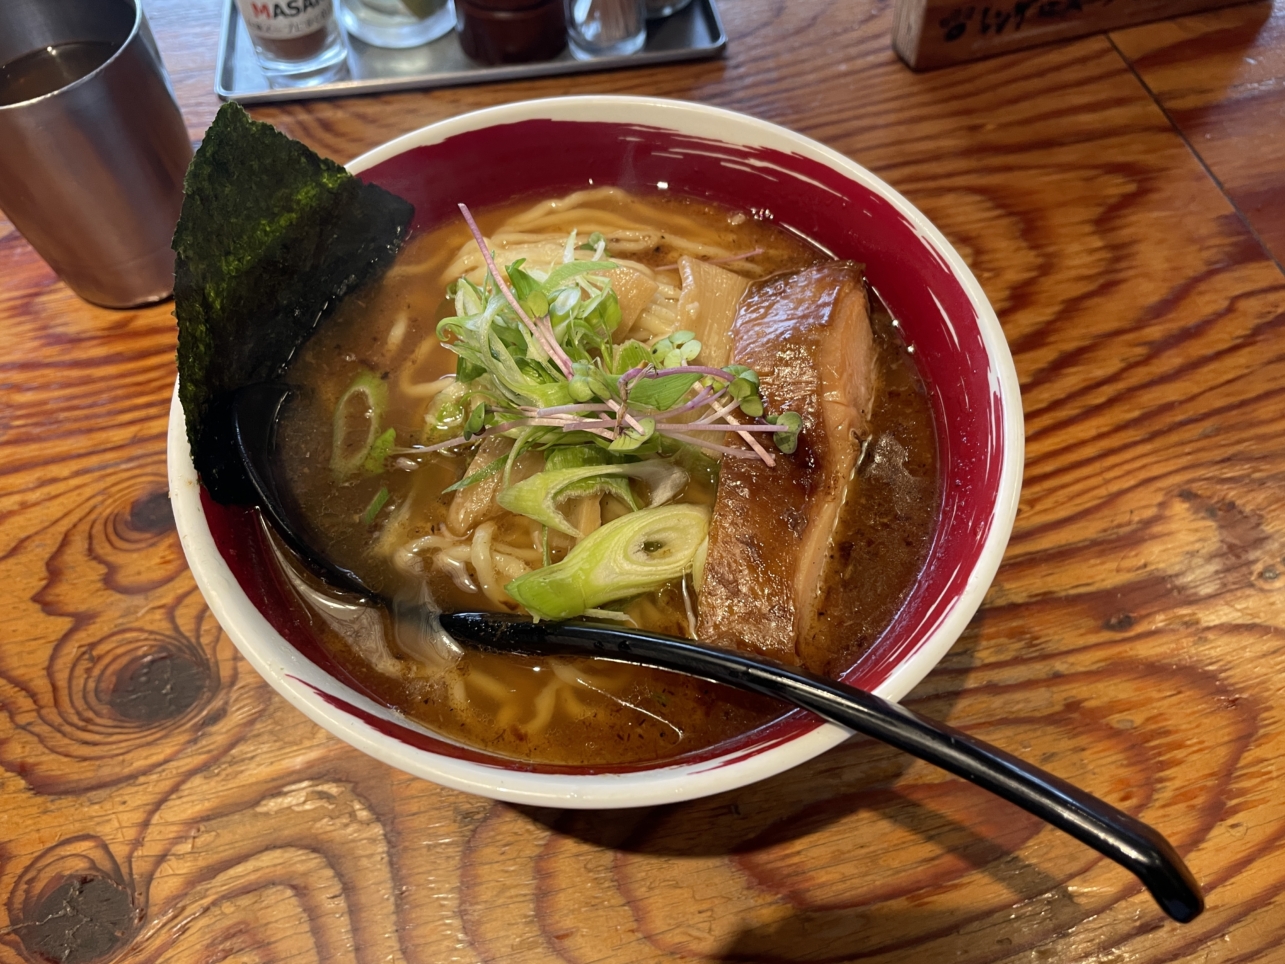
[272,188,940,765]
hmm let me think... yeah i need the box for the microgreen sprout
[404,206,802,467]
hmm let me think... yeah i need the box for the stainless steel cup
[0,0,194,308]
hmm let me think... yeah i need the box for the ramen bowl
[168,95,1024,808]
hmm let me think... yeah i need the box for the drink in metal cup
[0,0,194,308]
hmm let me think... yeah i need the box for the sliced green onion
[332,370,388,478]
[505,259,541,301]
[422,379,469,444]
[609,340,652,376]
[364,427,396,473]
[541,260,615,291]
[607,417,655,454]
[523,289,550,319]
[360,486,390,525]
[545,444,637,509]
[431,221,805,470]
[497,460,687,537]
[502,426,541,489]
[627,372,701,410]
[442,454,505,494]
[463,401,488,439]
[505,505,710,620]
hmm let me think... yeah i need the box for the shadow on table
[514,616,1075,959]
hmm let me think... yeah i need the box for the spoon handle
[440,612,1204,923]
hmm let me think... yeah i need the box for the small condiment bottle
[565,0,645,58]
[234,0,348,85]
[456,0,565,65]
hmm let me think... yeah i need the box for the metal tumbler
[0,0,194,308]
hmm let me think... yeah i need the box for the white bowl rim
[168,94,1024,809]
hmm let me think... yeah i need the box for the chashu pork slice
[696,262,877,664]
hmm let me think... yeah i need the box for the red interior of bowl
[202,118,1006,775]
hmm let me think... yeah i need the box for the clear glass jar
[234,0,348,85]
[564,0,645,58]
[644,0,690,18]
[338,0,455,48]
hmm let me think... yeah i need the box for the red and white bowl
[168,96,1024,808]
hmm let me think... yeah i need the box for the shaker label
[236,0,334,38]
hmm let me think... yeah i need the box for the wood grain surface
[1113,0,1285,266]
[2,1,1284,961]
[891,0,1253,71]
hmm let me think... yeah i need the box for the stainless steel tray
[215,0,726,103]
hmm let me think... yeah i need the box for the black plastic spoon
[229,384,1203,923]
[232,381,376,597]
[439,611,1204,924]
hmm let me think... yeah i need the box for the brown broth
[271,191,940,765]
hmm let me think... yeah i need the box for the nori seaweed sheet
[173,102,414,503]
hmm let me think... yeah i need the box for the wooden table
[3,0,1284,960]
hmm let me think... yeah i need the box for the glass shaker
[644,0,690,18]
[564,0,645,58]
[339,0,456,48]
